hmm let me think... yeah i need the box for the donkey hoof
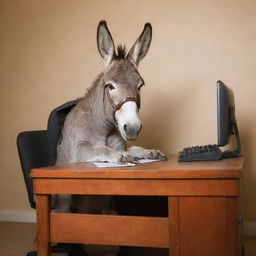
[118,152,137,164]
[147,149,167,160]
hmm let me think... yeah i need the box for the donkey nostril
[123,124,127,131]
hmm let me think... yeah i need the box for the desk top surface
[31,155,244,179]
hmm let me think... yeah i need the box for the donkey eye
[107,83,115,90]
[138,82,144,91]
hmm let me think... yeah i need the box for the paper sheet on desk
[92,158,163,168]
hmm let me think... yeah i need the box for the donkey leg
[127,146,167,160]
[77,142,136,164]
[106,131,127,151]
[52,194,72,212]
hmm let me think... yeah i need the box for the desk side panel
[179,197,239,256]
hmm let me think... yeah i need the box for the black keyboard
[178,144,223,162]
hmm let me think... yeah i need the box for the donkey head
[97,20,152,141]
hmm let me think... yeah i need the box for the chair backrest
[17,100,77,209]
[17,130,50,208]
[47,100,78,165]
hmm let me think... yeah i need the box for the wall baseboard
[0,209,36,223]
[0,209,256,236]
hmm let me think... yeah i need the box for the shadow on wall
[132,80,201,154]
[238,119,256,220]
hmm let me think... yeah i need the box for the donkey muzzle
[115,101,142,141]
[123,122,142,140]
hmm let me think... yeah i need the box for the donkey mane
[115,45,126,59]
[77,72,104,102]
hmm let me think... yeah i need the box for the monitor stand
[222,122,241,158]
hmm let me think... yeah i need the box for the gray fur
[56,21,165,167]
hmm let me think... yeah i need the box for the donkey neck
[81,74,115,139]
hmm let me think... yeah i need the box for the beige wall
[0,0,256,220]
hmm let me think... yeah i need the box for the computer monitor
[178,80,241,162]
[217,80,241,158]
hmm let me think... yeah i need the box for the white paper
[92,162,136,168]
[92,158,163,168]
[137,158,163,164]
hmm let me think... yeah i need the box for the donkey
[54,20,167,256]
[54,20,166,215]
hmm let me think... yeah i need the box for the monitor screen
[217,80,240,157]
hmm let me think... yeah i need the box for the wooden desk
[31,155,244,256]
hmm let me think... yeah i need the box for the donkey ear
[127,23,152,66]
[97,20,116,67]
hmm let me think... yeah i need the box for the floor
[0,221,255,256]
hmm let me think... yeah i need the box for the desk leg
[36,194,51,256]
[168,197,180,256]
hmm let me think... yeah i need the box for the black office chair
[16,101,87,256]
